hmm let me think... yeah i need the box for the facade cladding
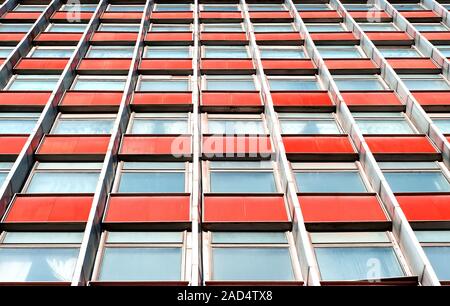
[1,0,450,287]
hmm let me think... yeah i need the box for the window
[0,23,33,32]
[98,23,140,32]
[28,46,75,58]
[268,76,322,91]
[259,46,306,59]
[400,74,450,91]
[203,75,256,91]
[114,162,187,193]
[144,46,191,59]
[107,5,145,12]
[46,23,87,33]
[0,162,13,187]
[306,23,347,32]
[333,75,388,91]
[60,4,98,12]
[430,114,450,134]
[0,112,40,134]
[358,23,399,31]
[353,112,416,134]
[311,232,406,281]
[154,4,192,11]
[128,113,189,135]
[378,46,423,58]
[317,45,365,59]
[393,3,426,11]
[207,232,297,281]
[206,161,278,193]
[203,46,249,59]
[202,23,244,32]
[13,4,47,12]
[279,113,341,135]
[0,232,83,282]
[296,4,331,11]
[343,4,380,11]
[23,162,102,194]
[86,46,134,58]
[201,4,239,11]
[72,76,127,91]
[204,115,266,135]
[293,163,369,193]
[6,75,60,91]
[247,4,286,11]
[437,45,450,57]
[150,24,191,32]
[51,114,115,135]
[380,162,450,193]
[138,76,190,92]
[412,23,450,32]
[253,23,295,33]
[416,231,450,281]
[94,231,185,281]
[0,47,14,58]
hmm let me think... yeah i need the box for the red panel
[400,11,440,19]
[1,12,40,20]
[422,32,450,42]
[0,59,4,65]
[37,136,110,155]
[310,32,358,42]
[60,92,123,108]
[342,92,402,107]
[283,136,356,154]
[202,136,273,155]
[262,59,316,73]
[132,93,192,106]
[0,92,50,107]
[299,11,342,21]
[139,59,192,73]
[14,58,68,71]
[0,136,28,155]
[5,195,92,223]
[201,59,254,71]
[255,33,303,43]
[78,59,132,72]
[397,195,450,222]
[201,92,262,107]
[249,11,292,19]
[35,32,83,43]
[350,11,391,21]
[299,195,388,223]
[200,32,247,42]
[0,33,25,42]
[101,12,143,21]
[145,32,193,43]
[120,136,192,156]
[91,32,138,43]
[105,195,190,223]
[203,195,288,223]
[51,11,93,21]
[366,32,413,43]
[412,92,450,106]
[199,12,242,20]
[271,92,333,107]
[387,58,440,71]
[366,136,438,154]
[324,59,379,72]
[150,12,193,20]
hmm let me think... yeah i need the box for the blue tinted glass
[99,24,140,32]
[335,78,385,91]
[73,79,126,91]
[9,77,59,91]
[48,24,86,33]
[210,172,276,193]
[269,79,320,90]
[206,79,255,91]
[204,47,248,58]
[0,172,7,187]
[413,24,448,31]
[423,247,450,280]
[0,23,33,32]
[31,48,74,58]
[87,47,134,58]
[359,23,398,31]
[438,46,450,57]
[145,47,190,58]
[260,49,305,59]
[53,119,114,134]
[379,48,421,58]
[356,119,415,134]
[296,4,330,11]
[306,24,345,32]
[253,24,294,32]
[384,172,450,192]
[208,120,265,134]
[131,119,187,134]
[318,46,363,59]
[402,78,450,90]
[435,119,450,134]
[281,120,340,134]
[118,172,185,192]
[26,172,100,193]
[0,119,37,134]
[0,47,14,57]
[296,172,367,193]
[139,80,189,91]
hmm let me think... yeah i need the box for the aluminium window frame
[59,3,98,12]
[400,73,450,90]
[277,112,344,135]
[258,45,307,59]
[49,113,116,135]
[0,23,34,33]
[91,230,189,282]
[333,74,390,91]
[267,75,325,91]
[247,3,288,12]
[295,3,332,11]
[201,74,260,92]
[153,3,193,12]
[136,75,192,92]
[106,4,146,12]
[316,45,367,59]
[45,23,88,33]
[27,46,76,58]
[201,45,250,59]
[392,3,427,11]
[126,112,191,135]
[377,45,425,58]
[200,4,241,12]
[13,4,47,12]
[352,112,419,135]
[97,23,141,33]
[200,23,245,33]
[416,231,450,281]
[305,22,349,33]
[201,113,269,135]
[429,113,450,134]
[4,74,61,91]
[143,45,193,59]
[70,75,128,91]
[411,22,450,32]
[85,45,135,58]
[252,22,297,33]
[148,23,193,32]
[357,22,401,32]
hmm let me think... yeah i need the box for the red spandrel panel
[299,195,388,223]
[201,59,254,70]
[120,135,192,156]
[366,32,413,42]
[324,59,379,71]
[422,32,450,42]
[51,11,93,21]
[413,92,450,106]
[365,136,438,154]
[249,11,292,19]
[150,12,194,20]
[35,32,83,43]
[255,32,302,43]
[262,59,316,72]
[271,92,333,107]
[132,93,192,106]
[14,58,69,71]
[350,11,391,21]
[101,12,143,21]
[1,12,41,20]
[199,12,242,20]
[342,92,403,107]
[400,10,440,19]
[37,136,110,155]
[0,33,26,42]
[91,32,139,43]
[397,195,450,221]
[0,136,28,155]
[145,32,193,43]
[60,91,123,107]
[299,11,342,20]
[78,58,132,71]
[201,92,262,107]
[283,136,356,154]
[0,92,51,106]
[310,32,358,42]
[387,58,440,71]
[140,59,192,72]
[202,136,273,155]
[200,32,247,42]
[203,195,289,223]
[104,195,190,223]
[4,195,93,223]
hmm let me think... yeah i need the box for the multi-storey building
[0,0,449,286]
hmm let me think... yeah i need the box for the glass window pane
[334,76,386,91]
[296,172,367,193]
[202,5,239,12]
[130,119,187,134]
[344,4,379,11]
[434,119,450,134]
[73,78,126,91]
[204,46,248,58]
[359,23,398,31]
[413,23,448,31]
[253,24,294,33]
[384,172,450,192]
[0,118,38,134]
[379,48,422,58]
[0,248,79,282]
[3,232,84,244]
[99,247,182,281]
[356,119,415,134]
[280,120,340,134]
[208,120,265,134]
[0,23,33,32]
[87,47,134,58]
[52,119,114,134]
[210,172,277,193]
[108,5,145,12]
[317,46,363,59]
[8,75,59,91]
[401,76,450,90]
[14,5,47,12]
[248,4,285,11]
[213,232,287,244]
[437,46,450,57]
[0,47,13,57]
[30,47,75,58]
[206,78,255,91]
[151,24,191,32]
[144,46,190,59]
[415,231,450,243]
[155,4,191,11]
[315,247,404,281]
[139,79,189,91]
[107,232,183,243]
[423,247,450,280]
[393,4,424,11]
[98,24,140,32]
[212,247,294,280]
[296,4,330,11]
[269,78,321,91]
[203,23,243,32]
[47,24,86,33]
[260,48,306,59]
[118,172,185,193]
[26,172,100,193]
[61,4,97,12]
[306,23,346,32]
